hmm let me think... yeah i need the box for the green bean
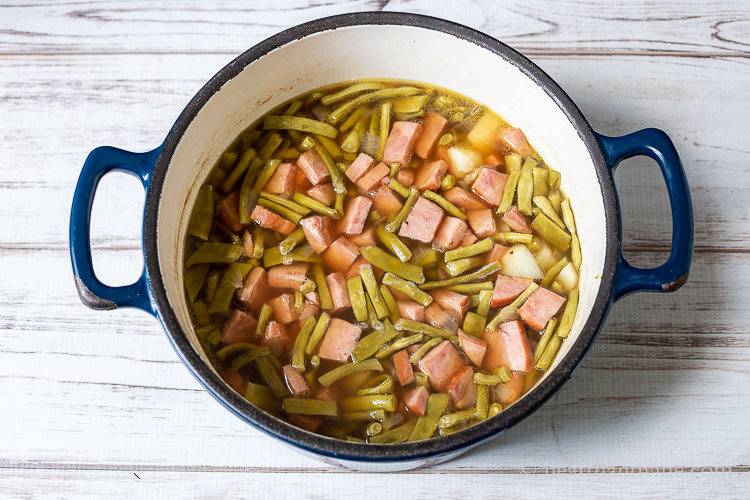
[378,284,400,323]
[408,393,450,441]
[305,312,331,356]
[341,115,369,154]
[533,317,558,366]
[409,337,443,365]
[191,300,211,327]
[299,135,317,152]
[440,174,456,192]
[422,190,466,220]
[488,402,503,417]
[516,158,535,216]
[444,237,493,262]
[497,169,520,214]
[486,305,518,332]
[360,245,425,283]
[366,421,384,437]
[420,262,501,290]
[392,95,429,115]
[475,384,490,420]
[204,270,219,303]
[444,282,494,294]
[263,115,339,139]
[505,153,522,172]
[385,187,419,233]
[345,436,366,442]
[411,247,440,267]
[231,347,271,371]
[359,264,389,320]
[320,82,386,106]
[394,318,452,339]
[375,333,423,359]
[314,144,347,194]
[334,193,345,217]
[473,372,505,386]
[185,264,209,302]
[535,335,562,371]
[339,107,367,133]
[258,132,283,162]
[254,303,273,338]
[340,409,387,422]
[555,289,578,339]
[547,168,561,190]
[541,256,568,287]
[186,242,243,267]
[508,282,539,310]
[290,316,317,371]
[532,213,571,251]
[414,371,430,389]
[476,289,493,317]
[571,234,582,270]
[291,192,338,217]
[263,244,322,267]
[283,99,303,116]
[341,276,365,322]
[209,262,253,313]
[376,101,392,162]
[462,311,486,337]
[318,358,383,387]
[351,319,400,362]
[260,192,310,215]
[251,157,281,195]
[314,134,343,161]
[375,223,412,262]
[492,232,534,245]
[222,148,257,194]
[341,394,397,412]
[282,398,338,417]
[560,198,577,235]
[357,374,394,396]
[255,356,288,398]
[276,227,304,256]
[221,150,238,170]
[210,167,227,188]
[532,195,565,229]
[369,420,417,444]
[438,409,476,429]
[388,178,410,198]
[245,383,279,412]
[381,273,432,307]
[256,198,303,224]
[445,256,484,277]
[188,185,214,240]
[214,342,265,363]
[548,190,563,213]
[533,166,548,196]
[327,86,421,124]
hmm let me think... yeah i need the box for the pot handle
[595,129,693,301]
[69,145,162,314]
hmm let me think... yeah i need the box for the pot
[69,12,693,471]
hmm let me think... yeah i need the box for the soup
[183,80,580,443]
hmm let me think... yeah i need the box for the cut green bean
[245,383,278,412]
[444,282,494,294]
[542,257,569,287]
[299,135,316,151]
[473,372,504,386]
[357,374,394,396]
[388,178,410,198]
[304,265,330,312]
[339,107,367,133]
[377,101,391,162]
[375,333,423,359]
[385,187,419,233]
[445,256,484,277]
[191,300,211,327]
[488,403,503,417]
[358,265,387,319]
[342,275,365,321]
[291,316,317,371]
[533,317,558,366]
[517,158,535,216]
[438,409,476,429]
[487,305,518,332]
[231,347,271,371]
[340,409,387,422]
[341,394,397,412]
[185,264,209,302]
[318,358,383,387]
[462,311,486,337]
[476,289,493,317]
[369,420,417,444]
[422,190,466,220]
[376,223,412,262]
[440,174,455,191]
[409,337,443,365]
[221,150,238,170]
[378,284,400,324]
[282,398,338,417]
[555,289,578,339]
[547,168,561,189]
[256,198,303,224]
[186,242,243,267]
[475,384,489,420]
[497,168,521,214]
[571,234,582,270]
[278,227,306,256]
[444,237,493,262]
[256,303,273,337]
[188,185,214,240]
[209,262,253,313]
[535,335,562,371]
[263,115,339,139]
[255,356,288,399]
[414,371,430,389]
[493,232,534,245]
[366,421,384,437]
[215,342,267,363]
[548,190,563,213]
[561,198,577,234]
[351,319,400,362]
[263,244,322,267]
[204,270,219,304]
[251,157,282,195]
[341,115,368,154]
[419,262,501,290]
[314,144,346,195]
[532,213,571,251]
[223,148,257,194]
[381,273,433,307]
[394,318,452,339]
[508,282,539,310]
[305,312,331,356]
[283,99,303,116]
[533,166,548,196]
[327,86,421,124]
[408,393,450,441]
[260,192,310,215]
[532,195,565,228]
[291,192,338,217]
[258,132,283,162]
[360,245,425,283]
[320,82,386,106]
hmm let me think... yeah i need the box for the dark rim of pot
[144,11,619,462]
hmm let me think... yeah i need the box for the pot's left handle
[69,145,162,314]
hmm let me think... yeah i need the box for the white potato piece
[447,146,483,180]
[500,244,545,280]
[466,113,500,154]
[556,262,578,291]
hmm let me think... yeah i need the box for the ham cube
[300,215,335,254]
[393,349,414,386]
[297,150,331,185]
[322,237,360,273]
[498,127,533,157]
[494,371,525,405]
[268,293,299,324]
[397,300,426,322]
[348,224,377,247]
[262,321,293,357]
[458,329,488,367]
[383,121,422,166]
[396,167,415,188]
[345,152,375,183]
[370,185,403,216]
[355,162,390,192]
[418,340,465,392]
[318,318,362,362]
[298,299,319,324]
[268,262,309,290]
[221,309,258,344]
[326,272,351,313]
[222,368,246,394]
[264,162,297,196]
[216,191,243,233]
[345,255,384,280]
[471,167,508,207]
[467,209,497,238]
[407,344,422,355]
[433,216,469,251]
[485,243,509,267]
[484,153,504,168]
[305,291,320,307]
[251,205,295,235]
[425,302,459,333]
[430,289,469,322]
[241,229,254,258]
[492,275,533,307]
[414,113,448,159]
[337,196,372,235]
[443,187,488,211]
[483,320,533,373]
[238,267,269,314]
[306,183,335,206]
[283,364,311,396]
[502,206,532,234]
[315,385,337,402]
[403,386,429,416]
[446,366,477,409]
[414,159,449,191]
[399,197,444,243]
[460,231,478,247]
[288,414,323,432]
[295,168,313,191]
[518,287,566,331]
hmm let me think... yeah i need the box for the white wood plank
[1,0,749,56]
[1,54,748,249]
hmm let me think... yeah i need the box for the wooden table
[2,1,749,497]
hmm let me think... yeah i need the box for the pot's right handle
[595,128,694,301]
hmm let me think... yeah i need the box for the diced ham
[418,340,465,392]
[387,285,410,301]
[345,152,375,183]
[222,368,246,394]
[289,414,324,432]
[432,216,469,251]
[518,287,567,331]
[458,329,488,367]
[414,113,448,159]
[298,299,319,324]
[406,344,422,355]
[337,196,372,235]
[283,364,311,396]
[425,303,459,333]
[370,185,403,216]
[471,167,508,207]
[216,191,243,232]
[397,300,426,322]
[414,159,449,191]
[264,162,297,196]
[348,224,377,247]
[326,272,351,313]
[433,145,451,164]
[241,229,254,258]
[383,121,422,166]
[251,205,295,235]
[502,206,532,234]
[345,255,384,280]
[238,267,269,314]
[297,150,331,185]
[430,289,470,322]
[443,187,488,211]
[396,167,415,187]
[315,385,337,401]
[221,309,258,344]
[268,293,299,324]
[305,291,320,306]
[355,161,389,192]
[318,318,362,362]
[485,243,509,267]
[467,209,497,238]
[322,237,360,273]
[446,366,477,409]
[403,386,429,416]
[267,262,309,290]
[492,275,533,307]
[398,196,444,243]
[393,349,414,386]
[300,215,335,254]
[483,320,533,373]
[494,371,525,405]
[295,168,313,190]
[306,183,336,206]
[498,127,533,157]
[484,153,504,168]
[460,231,478,247]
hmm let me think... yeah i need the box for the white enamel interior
[157,25,608,399]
